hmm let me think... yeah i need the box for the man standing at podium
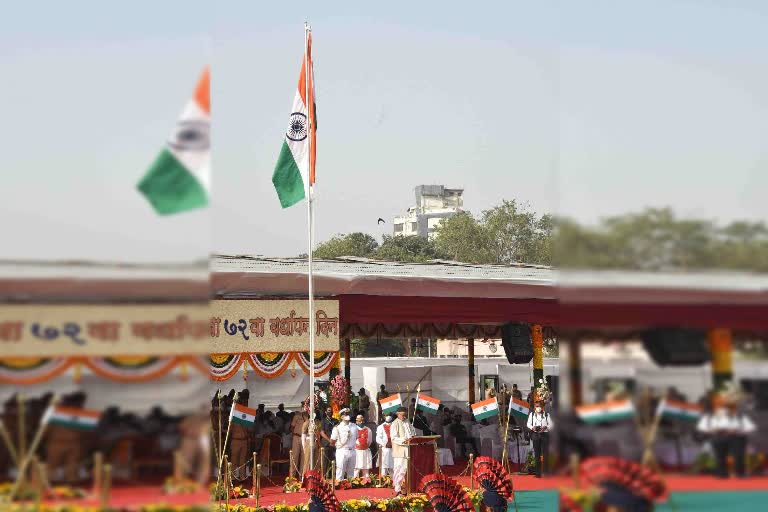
[390,406,414,495]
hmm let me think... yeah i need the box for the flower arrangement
[210,481,251,500]
[163,476,200,495]
[330,375,349,407]
[333,474,392,490]
[302,390,327,414]
[283,476,301,493]
[558,488,601,512]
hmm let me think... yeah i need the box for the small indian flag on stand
[471,398,499,421]
[230,403,257,426]
[575,399,636,424]
[43,406,101,431]
[379,394,402,415]
[657,399,702,423]
[508,397,531,420]
[137,67,210,215]
[416,394,441,415]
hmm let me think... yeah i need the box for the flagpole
[305,21,316,472]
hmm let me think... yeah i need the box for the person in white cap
[376,414,395,476]
[330,408,358,480]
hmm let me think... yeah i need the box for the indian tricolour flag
[471,398,499,421]
[137,67,210,215]
[416,394,441,415]
[230,403,257,427]
[379,394,402,415]
[657,399,702,423]
[273,29,317,208]
[575,399,636,424]
[43,406,100,431]
[508,397,531,420]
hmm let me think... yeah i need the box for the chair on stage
[263,432,290,475]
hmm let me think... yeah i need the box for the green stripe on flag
[137,149,208,215]
[49,419,97,431]
[417,403,437,414]
[510,408,529,420]
[232,416,254,427]
[580,411,634,424]
[272,141,306,208]
[474,409,499,421]
[381,404,400,415]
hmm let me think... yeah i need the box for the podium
[405,435,440,494]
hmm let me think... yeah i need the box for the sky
[1,1,767,262]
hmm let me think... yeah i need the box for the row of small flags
[574,398,703,424]
[378,393,442,415]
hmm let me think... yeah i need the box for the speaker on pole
[501,322,533,364]
[641,327,710,366]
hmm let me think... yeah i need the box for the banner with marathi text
[0,299,340,357]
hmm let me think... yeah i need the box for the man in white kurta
[390,406,414,495]
[376,415,394,476]
[331,409,357,480]
[354,414,373,476]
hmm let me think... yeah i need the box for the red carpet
[38,474,768,509]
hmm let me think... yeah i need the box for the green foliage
[311,202,768,272]
[314,232,379,259]
[556,207,768,271]
[375,235,445,262]
[434,200,553,265]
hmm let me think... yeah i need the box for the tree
[434,200,553,265]
[313,232,379,259]
[374,235,446,263]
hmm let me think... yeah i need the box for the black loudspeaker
[641,327,710,366]
[501,322,533,364]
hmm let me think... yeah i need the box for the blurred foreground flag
[575,399,636,424]
[43,406,101,431]
[657,399,702,423]
[137,67,210,215]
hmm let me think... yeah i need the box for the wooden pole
[434,442,440,474]
[173,450,182,480]
[92,451,103,497]
[569,338,583,407]
[469,453,475,490]
[0,424,18,466]
[101,464,112,509]
[289,449,294,478]
[17,394,26,465]
[406,455,411,495]
[570,453,580,488]
[9,396,57,501]
[709,328,733,391]
[252,451,257,496]
[468,338,476,408]
[532,325,544,400]
[331,460,336,489]
[256,463,262,507]
[344,338,352,403]
[225,460,232,509]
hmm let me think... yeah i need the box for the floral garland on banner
[209,353,244,381]
[294,351,339,377]
[248,352,293,379]
[83,356,180,382]
[0,357,72,385]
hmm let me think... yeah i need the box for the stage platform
[35,474,768,510]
